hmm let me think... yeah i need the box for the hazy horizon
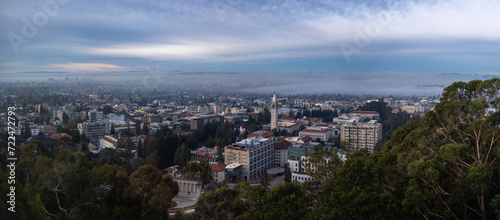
[2,0,500,95]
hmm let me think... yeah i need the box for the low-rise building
[278,121,302,135]
[191,146,219,163]
[99,135,118,150]
[299,126,333,141]
[209,163,227,183]
[172,177,202,197]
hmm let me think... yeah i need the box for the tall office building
[270,93,278,130]
[340,119,382,152]
[78,122,109,147]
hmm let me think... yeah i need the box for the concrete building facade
[224,137,273,182]
[190,114,223,130]
[78,121,109,147]
[340,119,382,151]
[270,93,278,130]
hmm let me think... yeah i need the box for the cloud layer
[1,0,499,93]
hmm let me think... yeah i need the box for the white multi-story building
[290,156,333,184]
[225,137,274,182]
[292,172,314,184]
[107,113,125,122]
[340,119,382,151]
[299,126,334,141]
[30,126,45,137]
[277,119,302,135]
[349,111,380,120]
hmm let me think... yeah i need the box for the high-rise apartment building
[224,137,274,182]
[340,119,382,151]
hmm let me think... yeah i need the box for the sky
[1,0,500,95]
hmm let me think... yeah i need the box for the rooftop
[209,163,227,172]
[191,146,217,156]
[49,133,73,140]
[225,163,242,169]
[300,129,332,133]
[350,111,379,115]
[192,114,221,120]
[248,130,274,138]
[233,137,270,147]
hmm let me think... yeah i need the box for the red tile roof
[248,131,274,138]
[279,122,301,128]
[196,151,217,157]
[209,163,227,172]
[274,140,293,150]
[301,117,322,121]
[300,136,312,142]
[300,129,332,133]
[101,136,118,147]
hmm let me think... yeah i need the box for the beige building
[172,177,202,197]
[341,119,382,151]
[273,139,293,167]
[401,106,417,114]
[225,137,274,182]
[209,163,227,183]
[271,93,278,130]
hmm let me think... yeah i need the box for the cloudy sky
[1,0,500,94]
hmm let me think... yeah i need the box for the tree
[62,112,70,124]
[83,164,130,218]
[389,79,500,219]
[72,131,80,144]
[54,136,74,153]
[103,105,113,115]
[141,124,149,135]
[181,160,212,185]
[124,164,179,218]
[194,187,242,219]
[135,120,141,135]
[264,182,310,219]
[174,143,191,168]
